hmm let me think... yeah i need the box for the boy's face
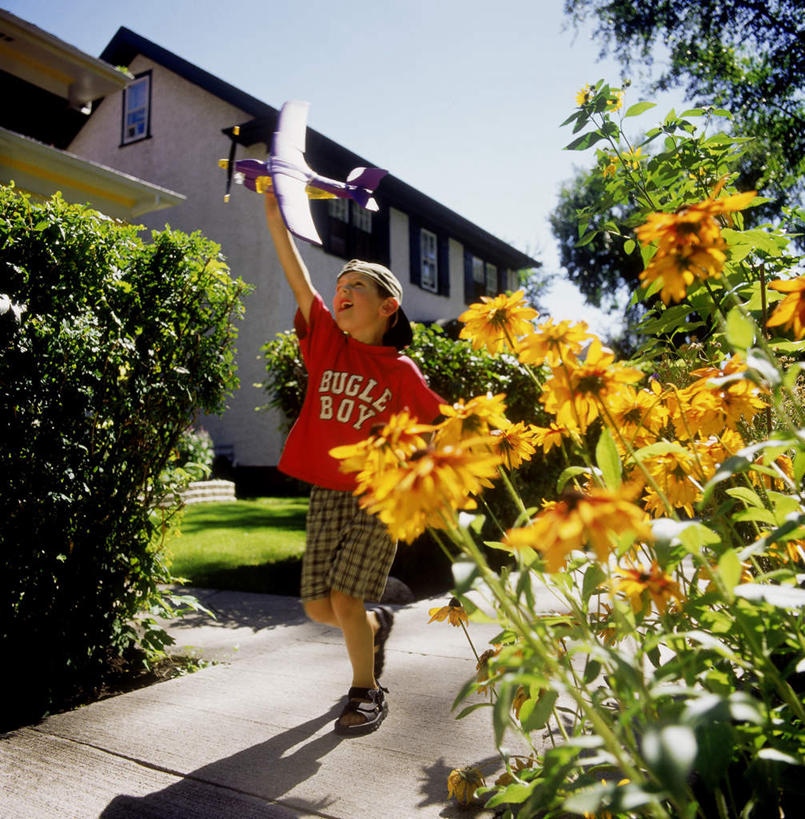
[333,272,396,340]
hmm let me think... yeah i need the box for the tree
[564,0,805,207]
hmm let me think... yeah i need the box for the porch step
[181,479,237,505]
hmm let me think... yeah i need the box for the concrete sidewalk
[1,588,545,818]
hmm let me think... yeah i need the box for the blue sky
[8,0,688,332]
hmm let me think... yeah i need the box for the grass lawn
[166,497,308,595]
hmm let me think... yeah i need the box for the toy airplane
[220,100,387,246]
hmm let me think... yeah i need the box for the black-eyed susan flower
[429,597,469,627]
[639,446,702,518]
[435,393,509,447]
[539,339,644,432]
[504,487,651,572]
[458,289,539,354]
[490,420,540,470]
[516,317,593,368]
[576,84,594,106]
[330,410,434,493]
[359,439,504,542]
[635,191,756,304]
[447,766,485,805]
[532,422,574,454]
[615,562,684,614]
[767,276,805,339]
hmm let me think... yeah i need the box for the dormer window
[121,72,151,145]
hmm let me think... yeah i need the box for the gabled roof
[101,27,540,271]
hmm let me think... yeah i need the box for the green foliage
[173,425,215,477]
[564,0,805,210]
[0,188,247,728]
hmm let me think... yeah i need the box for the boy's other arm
[264,193,316,324]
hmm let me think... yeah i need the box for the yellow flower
[447,766,485,805]
[532,422,574,454]
[639,445,703,518]
[504,487,651,572]
[606,385,669,452]
[458,289,539,354]
[576,84,594,106]
[636,191,756,304]
[490,421,539,470]
[540,339,644,432]
[330,410,434,492]
[623,146,643,169]
[428,597,469,627]
[359,439,503,542]
[602,155,619,177]
[767,276,805,339]
[608,89,624,111]
[435,393,509,447]
[516,318,593,368]
[682,357,767,435]
[615,561,684,614]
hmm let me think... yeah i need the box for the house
[0,10,183,221]
[63,26,540,492]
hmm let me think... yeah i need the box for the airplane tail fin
[346,167,387,211]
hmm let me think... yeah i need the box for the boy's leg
[304,593,380,680]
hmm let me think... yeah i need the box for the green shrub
[0,189,247,728]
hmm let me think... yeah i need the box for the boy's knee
[329,589,365,621]
[304,597,334,624]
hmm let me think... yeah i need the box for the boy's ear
[380,297,399,317]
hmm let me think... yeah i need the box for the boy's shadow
[100,702,345,817]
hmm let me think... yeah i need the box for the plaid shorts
[301,486,397,603]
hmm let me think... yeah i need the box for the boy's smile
[334,272,394,344]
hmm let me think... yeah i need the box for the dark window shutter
[464,250,474,304]
[437,235,450,296]
[409,220,421,287]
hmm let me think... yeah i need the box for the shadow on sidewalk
[99,702,344,817]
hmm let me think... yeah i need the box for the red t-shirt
[278,294,444,491]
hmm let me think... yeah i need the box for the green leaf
[717,549,743,593]
[521,688,558,733]
[623,238,636,255]
[595,427,622,488]
[565,130,607,151]
[725,487,765,509]
[625,101,656,118]
[557,465,590,493]
[642,725,697,796]
[725,306,755,350]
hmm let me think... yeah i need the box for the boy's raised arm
[264,193,316,325]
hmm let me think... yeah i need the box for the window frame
[120,71,152,146]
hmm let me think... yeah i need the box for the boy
[264,194,443,735]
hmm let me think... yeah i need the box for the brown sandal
[334,685,388,736]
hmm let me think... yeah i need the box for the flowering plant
[334,83,805,817]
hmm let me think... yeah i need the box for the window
[121,73,151,145]
[485,263,498,295]
[464,252,507,304]
[318,198,386,261]
[408,221,450,296]
[420,229,438,293]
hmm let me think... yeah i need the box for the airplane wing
[271,173,322,245]
[270,100,322,245]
